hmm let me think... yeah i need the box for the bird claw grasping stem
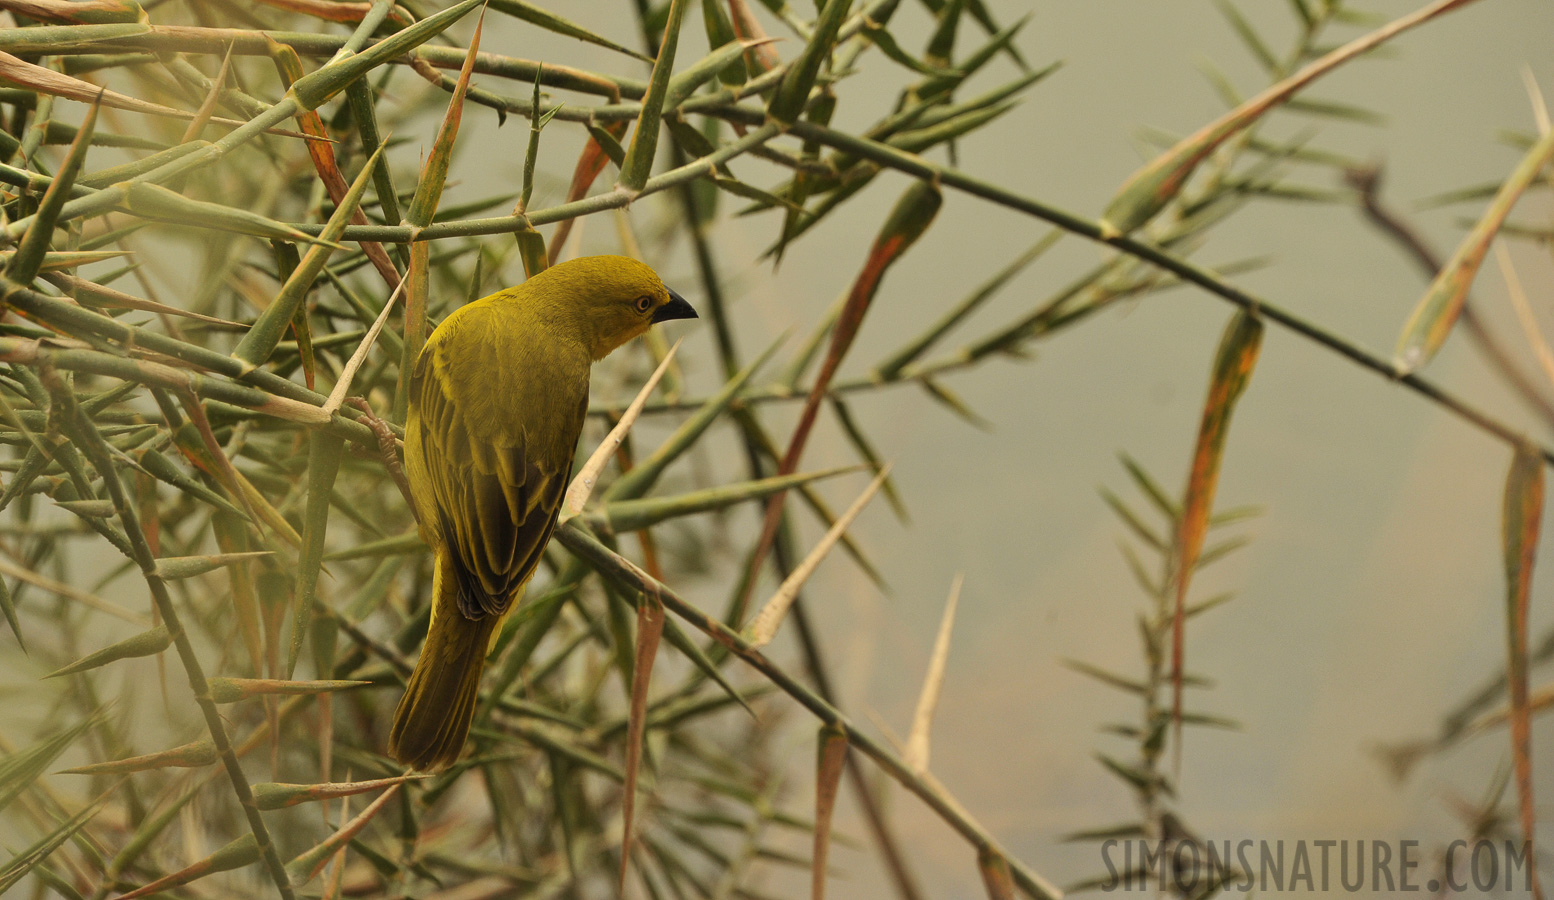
[346,397,419,527]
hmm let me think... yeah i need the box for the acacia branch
[555,520,1063,900]
[1344,163,1554,425]
[45,366,296,900]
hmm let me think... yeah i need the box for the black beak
[652,289,698,323]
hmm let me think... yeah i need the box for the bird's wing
[410,307,585,620]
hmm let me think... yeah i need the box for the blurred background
[486,0,1554,894]
[3,1,1554,898]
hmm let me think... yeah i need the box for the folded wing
[410,307,586,619]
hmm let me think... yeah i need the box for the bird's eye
[635,295,653,313]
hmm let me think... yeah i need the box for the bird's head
[529,255,697,360]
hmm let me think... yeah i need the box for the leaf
[1095,753,1163,793]
[874,228,1061,379]
[865,22,953,77]
[1194,534,1250,570]
[664,39,757,111]
[904,575,960,773]
[519,68,557,215]
[113,835,260,900]
[1171,310,1263,764]
[1062,823,1147,843]
[29,863,85,900]
[322,282,406,415]
[0,249,128,272]
[1186,591,1236,619]
[620,0,689,191]
[288,431,345,677]
[768,0,854,125]
[602,466,859,532]
[55,498,116,518]
[0,50,299,135]
[57,738,217,775]
[0,787,112,893]
[726,0,780,74]
[0,578,19,653]
[740,179,941,621]
[769,89,837,264]
[120,181,328,247]
[0,551,145,626]
[620,589,665,895]
[548,119,628,264]
[829,399,908,522]
[345,78,402,228]
[99,785,199,887]
[396,14,484,418]
[1394,126,1554,373]
[659,615,753,719]
[206,677,369,703]
[44,624,169,678]
[604,334,784,502]
[0,715,98,813]
[747,467,890,646]
[978,847,1016,900]
[916,13,1035,99]
[920,376,991,430]
[323,530,424,561]
[285,783,401,885]
[154,552,273,580]
[561,341,681,522]
[4,91,98,287]
[1099,488,1166,551]
[407,16,484,230]
[1502,444,1544,900]
[170,419,301,548]
[889,100,1020,156]
[1180,710,1241,730]
[924,0,966,68]
[231,142,385,371]
[288,0,484,110]
[812,722,847,900]
[1119,452,1178,519]
[48,271,242,328]
[702,0,746,85]
[179,43,233,143]
[1211,0,1277,73]
[1283,96,1386,125]
[1061,658,1146,695]
[1101,0,1486,235]
[133,447,247,520]
[252,775,421,811]
[487,0,649,61]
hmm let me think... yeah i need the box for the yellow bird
[388,255,696,771]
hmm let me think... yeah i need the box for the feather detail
[388,547,500,771]
[405,299,586,619]
[388,255,691,770]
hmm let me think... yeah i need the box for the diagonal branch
[43,366,297,900]
[1344,163,1554,425]
[556,520,1063,900]
[779,122,1554,465]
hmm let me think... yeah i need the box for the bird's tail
[388,549,499,772]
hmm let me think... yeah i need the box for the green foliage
[0,1,1546,899]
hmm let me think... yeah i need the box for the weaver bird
[388,255,696,771]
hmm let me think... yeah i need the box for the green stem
[47,370,296,900]
[782,121,1550,461]
[556,520,1061,900]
